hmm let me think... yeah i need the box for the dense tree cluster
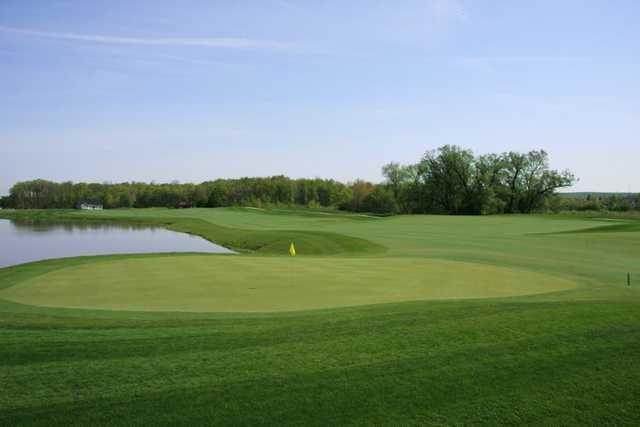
[1,177,351,210]
[1,146,583,215]
[378,146,576,214]
[557,193,640,212]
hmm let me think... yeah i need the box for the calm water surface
[0,219,233,268]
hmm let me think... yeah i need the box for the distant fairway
[0,208,639,425]
[0,256,577,312]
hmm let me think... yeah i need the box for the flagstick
[289,241,296,288]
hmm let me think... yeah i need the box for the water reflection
[11,220,164,232]
[0,219,233,268]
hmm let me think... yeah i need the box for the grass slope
[1,208,639,425]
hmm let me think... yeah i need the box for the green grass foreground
[1,208,639,425]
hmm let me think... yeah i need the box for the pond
[0,219,234,269]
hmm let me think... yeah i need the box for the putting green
[0,255,577,312]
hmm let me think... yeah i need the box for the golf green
[0,255,577,312]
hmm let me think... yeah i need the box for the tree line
[557,193,640,212]
[1,145,581,215]
[0,177,351,210]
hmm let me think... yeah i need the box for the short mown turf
[0,208,639,425]
[0,256,576,312]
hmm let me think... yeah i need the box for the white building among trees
[79,203,103,210]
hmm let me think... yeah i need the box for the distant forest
[557,193,640,212]
[3,145,634,215]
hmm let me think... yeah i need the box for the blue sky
[1,0,639,194]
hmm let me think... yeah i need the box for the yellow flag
[289,242,296,257]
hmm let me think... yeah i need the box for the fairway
[1,208,639,425]
[0,256,577,312]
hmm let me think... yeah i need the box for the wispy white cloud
[0,25,298,51]
[450,56,590,71]
[462,56,590,62]
[461,56,590,63]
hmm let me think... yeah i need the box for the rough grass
[0,208,639,425]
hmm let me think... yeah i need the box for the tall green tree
[416,145,476,214]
